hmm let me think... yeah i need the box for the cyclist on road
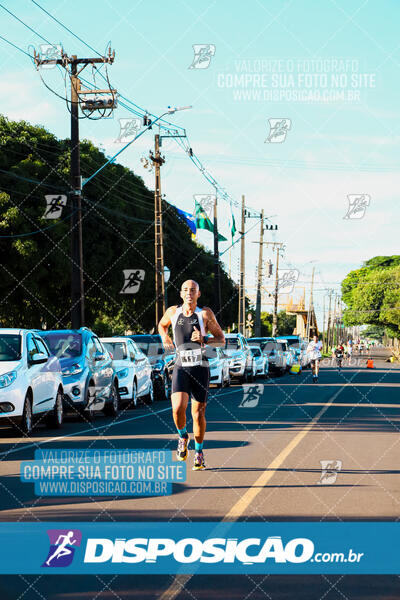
[307,335,323,383]
[158,280,225,470]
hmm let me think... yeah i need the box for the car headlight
[62,364,83,377]
[117,368,129,379]
[0,371,17,388]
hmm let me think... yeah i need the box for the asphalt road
[0,348,399,599]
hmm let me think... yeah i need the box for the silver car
[224,333,254,383]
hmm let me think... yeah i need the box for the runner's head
[180,280,201,306]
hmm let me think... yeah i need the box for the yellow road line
[159,381,353,599]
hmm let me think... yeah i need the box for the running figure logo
[239,384,264,408]
[318,460,342,485]
[277,269,299,294]
[344,194,370,219]
[116,118,142,143]
[189,44,216,69]
[120,269,145,294]
[42,529,82,567]
[265,118,291,143]
[38,44,62,69]
[193,194,214,219]
[43,195,67,220]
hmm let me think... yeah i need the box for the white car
[0,329,64,434]
[249,345,268,377]
[101,337,153,407]
[224,333,255,383]
[205,346,231,388]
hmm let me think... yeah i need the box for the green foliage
[342,256,400,338]
[259,310,295,336]
[0,115,238,331]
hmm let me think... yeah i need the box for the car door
[127,340,142,391]
[132,341,148,395]
[26,333,48,414]
[93,336,113,399]
[34,335,57,409]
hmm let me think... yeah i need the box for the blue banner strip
[0,522,398,574]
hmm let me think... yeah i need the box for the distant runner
[307,335,323,383]
[158,280,225,470]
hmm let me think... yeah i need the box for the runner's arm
[203,308,225,347]
[158,306,177,350]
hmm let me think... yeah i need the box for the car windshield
[283,338,300,348]
[225,338,240,350]
[131,336,164,357]
[264,341,277,353]
[205,346,218,360]
[103,342,127,360]
[0,334,21,361]
[250,348,261,357]
[41,333,82,358]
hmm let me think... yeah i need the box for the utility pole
[326,289,333,350]
[306,266,315,340]
[254,210,264,336]
[151,134,166,326]
[213,189,222,317]
[33,48,116,329]
[322,294,326,353]
[238,195,246,334]
[263,242,284,337]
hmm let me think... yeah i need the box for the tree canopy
[0,115,238,333]
[342,256,400,338]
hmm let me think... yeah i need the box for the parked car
[249,345,268,377]
[224,333,254,383]
[101,337,153,406]
[277,339,293,371]
[259,338,287,374]
[0,329,64,434]
[40,327,119,418]
[129,334,175,401]
[300,341,312,369]
[205,346,231,388]
[276,335,302,363]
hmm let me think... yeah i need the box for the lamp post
[164,266,170,308]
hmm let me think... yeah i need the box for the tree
[342,256,400,338]
[0,115,238,332]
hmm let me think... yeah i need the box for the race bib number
[179,348,202,367]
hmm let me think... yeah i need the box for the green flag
[230,210,237,239]
[195,201,227,241]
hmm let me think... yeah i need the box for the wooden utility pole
[151,134,166,326]
[326,289,333,350]
[33,49,115,329]
[213,189,222,317]
[306,266,315,340]
[272,247,280,336]
[238,195,246,334]
[254,210,264,336]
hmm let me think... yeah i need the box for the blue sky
[1,0,399,327]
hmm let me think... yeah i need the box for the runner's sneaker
[176,434,189,461]
[193,450,206,470]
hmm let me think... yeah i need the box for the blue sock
[195,442,203,452]
[177,427,187,438]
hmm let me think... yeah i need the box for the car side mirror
[30,352,48,365]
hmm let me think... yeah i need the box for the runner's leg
[191,399,207,446]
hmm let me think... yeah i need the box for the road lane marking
[159,375,357,600]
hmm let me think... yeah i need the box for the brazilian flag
[195,200,227,241]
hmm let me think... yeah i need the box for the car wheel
[18,393,33,435]
[144,379,154,405]
[225,371,231,387]
[47,388,64,429]
[79,382,96,421]
[130,379,138,408]
[241,368,248,384]
[248,365,255,383]
[156,372,169,402]
[103,380,120,417]
[216,371,223,388]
